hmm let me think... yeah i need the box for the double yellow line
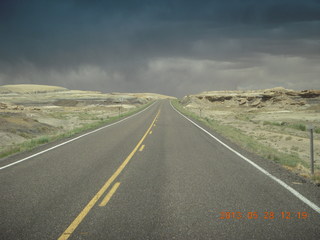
[58,110,160,240]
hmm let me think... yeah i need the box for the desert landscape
[1,84,319,183]
[0,84,172,158]
[177,87,320,183]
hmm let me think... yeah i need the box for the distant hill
[0,84,175,99]
[0,84,68,94]
[111,92,176,100]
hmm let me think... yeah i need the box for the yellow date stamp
[219,211,308,220]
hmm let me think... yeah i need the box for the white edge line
[170,101,320,214]
[0,101,157,170]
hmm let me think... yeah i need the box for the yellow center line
[58,109,160,240]
[139,144,145,152]
[99,182,121,207]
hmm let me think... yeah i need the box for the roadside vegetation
[0,101,154,159]
[171,99,320,184]
[263,121,320,133]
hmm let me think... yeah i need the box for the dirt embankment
[180,87,320,183]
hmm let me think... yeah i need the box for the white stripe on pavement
[170,101,320,214]
[0,101,157,170]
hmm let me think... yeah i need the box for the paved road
[1,100,319,239]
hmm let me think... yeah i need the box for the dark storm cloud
[0,0,320,96]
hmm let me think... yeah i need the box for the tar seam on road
[0,101,157,171]
[57,109,160,240]
[170,101,320,214]
[99,182,121,207]
[139,145,145,152]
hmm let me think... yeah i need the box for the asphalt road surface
[1,100,319,240]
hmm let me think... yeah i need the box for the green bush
[290,123,306,131]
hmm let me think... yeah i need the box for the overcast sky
[0,0,319,96]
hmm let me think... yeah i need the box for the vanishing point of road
[1,100,319,239]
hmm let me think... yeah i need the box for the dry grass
[172,99,320,184]
[0,84,166,159]
[0,100,155,159]
[0,84,67,93]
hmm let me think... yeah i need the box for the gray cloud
[0,0,320,96]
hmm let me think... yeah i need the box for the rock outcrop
[182,88,320,109]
